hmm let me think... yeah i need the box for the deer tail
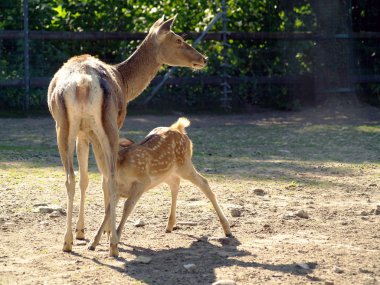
[170,117,190,133]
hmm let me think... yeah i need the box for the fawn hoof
[76,229,85,240]
[62,241,73,252]
[224,227,233,237]
[165,225,178,233]
[88,238,98,250]
[109,244,119,257]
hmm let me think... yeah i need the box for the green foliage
[0,0,324,111]
[352,0,380,106]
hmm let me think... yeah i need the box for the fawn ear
[157,14,177,34]
[119,138,134,148]
[149,15,165,34]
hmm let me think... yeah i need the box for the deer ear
[157,14,177,33]
[119,138,134,148]
[149,15,165,33]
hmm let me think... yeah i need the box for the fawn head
[149,15,208,70]
[119,138,134,149]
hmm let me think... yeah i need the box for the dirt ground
[0,103,380,284]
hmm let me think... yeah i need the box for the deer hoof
[224,229,233,237]
[165,225,178,233]
[76,229,85,240]
[62,241,73,252]
[109,244,119,257]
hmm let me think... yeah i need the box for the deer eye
[176,39,182,45]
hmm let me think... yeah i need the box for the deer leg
[101,176,111,238]
[89,129,119,256]
[88,204,110,250]
[75,134,89,240]
[90,139,111,238]
[116,182,145,243]
[180,164,232,237]
[165,177,180,233]
[93,114,120,256]
[56,123,79,252]
[105,151,119,257]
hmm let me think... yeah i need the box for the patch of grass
[189,123,380,179]
[1,116,380,199]
[354,125,380,133]
[285,181,300,189]
[37,248,50,255]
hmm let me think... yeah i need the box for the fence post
[23,0,30,111]
[220,0,232,109]
[313,0,356,103]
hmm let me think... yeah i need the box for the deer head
[149,15,208,70]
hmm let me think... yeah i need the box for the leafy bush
[0,0,328,112]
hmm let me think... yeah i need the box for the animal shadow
[91,235,318,284]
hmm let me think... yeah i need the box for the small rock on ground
[253,188,266,196]
[295,210,309,219]
[134,219,145,227]
[282,210,309,220]
[359,268,373,274]
[216,250,233,257]
[374,205,380,215]
[32,204,65,215]
[133,255,152,264]
[282,212,295,219]
[230,208,242,217]
[296,263,310,270]
[333,266,344,274]
[360,211,370,216]
[212,280,236,285]
[183,263,196,272]
[49,210,63,218]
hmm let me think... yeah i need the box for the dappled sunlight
[354,125,380,133]
[198,155,378,189]
[1,114,380,285]
[2,115,379,193]
[0,118,56,147]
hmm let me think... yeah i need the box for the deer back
[117,127,192,187]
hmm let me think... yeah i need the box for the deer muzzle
[192,55,208,70]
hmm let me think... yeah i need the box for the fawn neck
[116,35,162,102]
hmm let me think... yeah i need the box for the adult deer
[47,15,207,257]
[88,118,231,252]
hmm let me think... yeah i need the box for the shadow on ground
[87,236,317,284]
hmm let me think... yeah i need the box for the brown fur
[48,16,207,257]
[88,118,231,250]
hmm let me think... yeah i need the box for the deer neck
[116,36,162,102]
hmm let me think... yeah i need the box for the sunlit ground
[1,108,380,284]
